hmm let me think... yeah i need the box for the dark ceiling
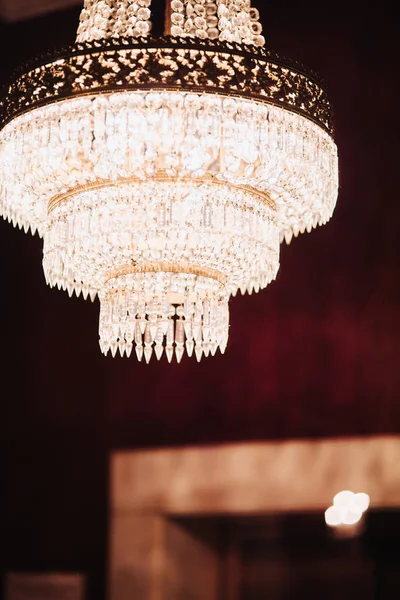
[0,1,398,598]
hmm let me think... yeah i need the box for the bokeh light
[325,491,370,528]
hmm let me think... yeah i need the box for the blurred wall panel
[0,0,80,22]
[6,573,85,600]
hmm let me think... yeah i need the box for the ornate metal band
[47,174,276,215]
[105,262,227,286]
[0,36,333,134]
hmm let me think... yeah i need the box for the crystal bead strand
[217,0,265,46]
[0,92,337,253]
[169,0,265,46]
[76,0,152,42]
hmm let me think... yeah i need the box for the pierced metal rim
[0,38,334,135]
[6,36,329,87]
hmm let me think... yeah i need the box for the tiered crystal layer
[0,91,338,241]
[44,181,278,297]
[100,273,230,362]
[0,89,338,360]
[44,178,278,360]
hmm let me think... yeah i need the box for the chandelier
[0,0,338,363]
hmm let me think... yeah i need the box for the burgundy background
[0,1,398,598]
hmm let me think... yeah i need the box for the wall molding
[111,436,400,514]
[110,436,400,600]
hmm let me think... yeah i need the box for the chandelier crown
[76,0,265,46]
[0,0,338,363]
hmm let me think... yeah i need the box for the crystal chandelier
[0,0,338,363]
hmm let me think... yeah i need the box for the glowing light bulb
[325,506,343,527]
[333,490,355,509]
[326,490,370,530]
[354,492,370,513]
[342,508,363,526]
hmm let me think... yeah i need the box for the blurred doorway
[109,439,400,600]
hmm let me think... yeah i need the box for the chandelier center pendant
[0,0,339,363]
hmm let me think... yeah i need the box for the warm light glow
[326,490,370,528]
[325,506,344,527]
[342,508,363,526]
[0,0,339,361]
[333,490,356,509]
[354,492,370,513]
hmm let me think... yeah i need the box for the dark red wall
[0,1,398,598]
